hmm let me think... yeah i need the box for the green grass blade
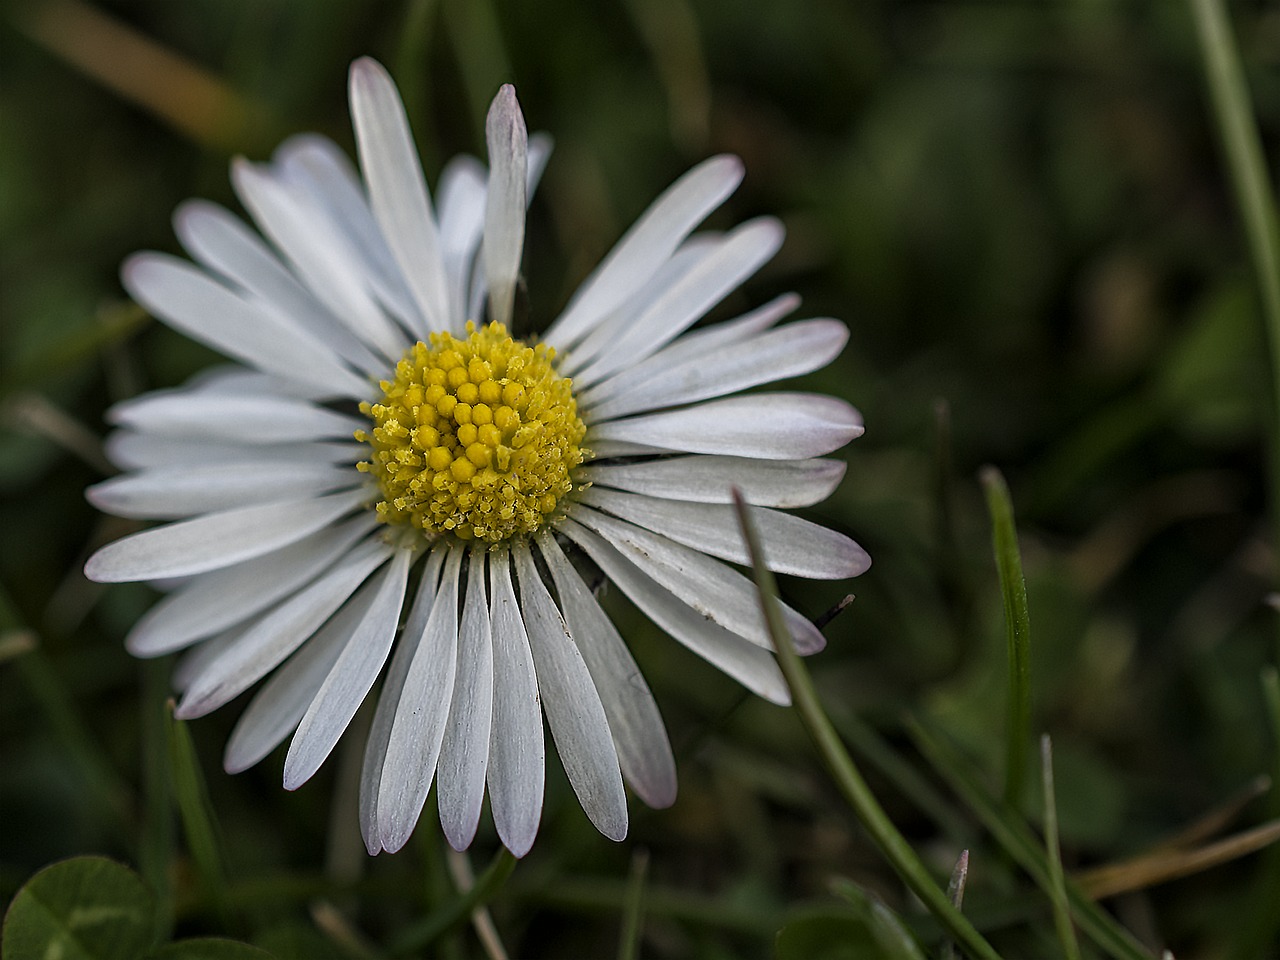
[1041,736,1082,960]
[388,847,517,956]
[731,490,1005,960]
[908,718,1154,960]
[616,847,650,960]
[979,467,1033,810]
[1188,0,1280,503]
[166,702,233,928]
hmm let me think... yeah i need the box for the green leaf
[147,938,277,960]
[2,856,156,960]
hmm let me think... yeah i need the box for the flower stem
[731,491,1004,960]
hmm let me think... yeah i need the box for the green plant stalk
[909,719,1154,960]
[616,847,650,960]
[731,491,1004,960]
[1230,667,1280,959]
[980,467,1033,810]
[388,847,517,956]
[166,704,233,929]
[1040,736,1081,960]
[1188,0,1280,554]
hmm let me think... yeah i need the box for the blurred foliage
[4,0,1280,957]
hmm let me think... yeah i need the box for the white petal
[544,155,744,349]
[579,456,846,509]
[536,530,675,809]
[486,545,544,857]
[558,517,789,704]
[437,155,488,328]
[576,293,797,409]
[587,393,863,460]
[360,548,446,854]
[583,319,847,421]
[284,547,413,789]
[105,432,362,472]
[173,200,388,380]
[123,254,370,400]
[125,514,377,656]
[108,391,365,445]
[349,57,450,333]
[567,503,825,653]
[87,462,358,520]
[223,570,380,774]
[513,542,627,841]
[558,238,716,377]
[571,218,785,389]
[584,439,669,459]
[171,630,238,693]
[579,487,869,580]
[483,85,528,329]
[377,545,463,853]
[84,488,366,583]
[272,135,425,335]
[437,547,494,851]
[174,537,392,718]
[232,158,407,361]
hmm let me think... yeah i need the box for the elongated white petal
[558,239,715,376]
[514,542,627,840]
[105,432,362,472]
[437,548,494,850]
[537,530,676,809]
[545,155,744,349]
[580,456,846,509]
[223,570,380,773]
[576,293,798,409]
[125,514,377,656]
[377,546,463,853]
[437,155,488,327]
[272,135,424,334]
[171,630,238,694]
[349,57,450,333]
[87,462,357,520]
[284,547,413,789]
[360,549,445,854]
[588,393,863,460]
[558,518,789,704]
[584,319,847,421]
[483,86,528,329]
[175,538,392,718]
[122,253,371,400]
[486,545,544,857]
[172,201,388,380]
[572,218,785,389]
[85,488,366,583]
[579,487,869,580]
[567,503,825,653]
[108,392,365,445]
[232,159,407,361]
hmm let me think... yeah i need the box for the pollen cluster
[357,322,585,542]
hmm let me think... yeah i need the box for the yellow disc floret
[356,322,585,542]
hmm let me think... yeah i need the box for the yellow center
[356,322,584,542]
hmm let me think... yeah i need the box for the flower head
[85,58,869,857]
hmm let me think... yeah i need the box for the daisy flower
[84,58,869,857]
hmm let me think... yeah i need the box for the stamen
[357,322,585,542]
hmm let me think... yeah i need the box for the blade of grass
[388,847,517,957]
[908,717,1155,960]
[617,847,650,960]
[1188,1,1280,545]
[731,490,1005,960]
[166,701,233,929]
[139,659,175,944]
[979,467,1033,811]
[1041,736,1081,960]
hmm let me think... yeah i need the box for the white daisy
[84,58,869,858]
